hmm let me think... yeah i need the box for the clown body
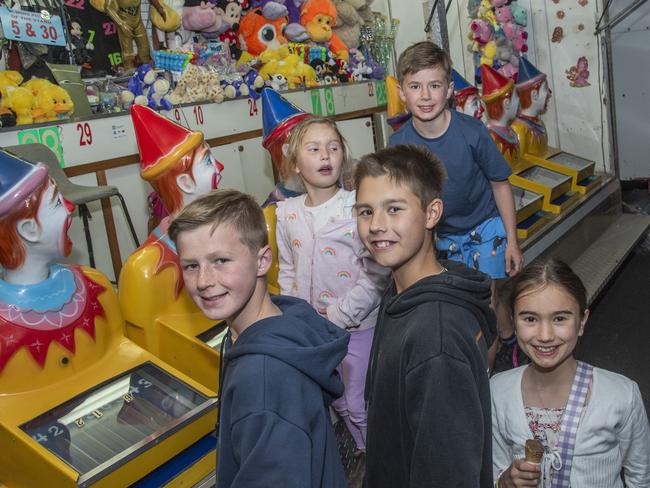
[119,106,224,393]
[511,114,548,158]
[0,149,217,486]
[486,120,520,167]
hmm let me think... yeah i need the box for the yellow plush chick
[0,70,24,100]
[34,84,74,122]
[4,86,36,125]
[22,77,53,97]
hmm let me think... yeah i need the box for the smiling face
[514,282,588,373]
[460,93,484,119]
[294,123,343,199]
[356,174,442,290]
[177,222,265,325]
[399,66,453,127]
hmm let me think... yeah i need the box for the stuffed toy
[480,40,497,67]
[477,0,497,27]
[4,86,36,125]
[495,37,518,78]
[260,53,317,88]
[300,0,349,61]
[0,70,24,99]
[470,18,494,46]
[502,21,528,53]
[242,69,265,99]
[239,7,289,56]
[510,0,527,26]
[127,64,157,105]
[267,73,288,90]
[494,5,513,25]
[332,0,363,49]
[32,82,74,122]
[347,48,372,80]
[168,63,225,103]
[182,0,225,38]
[221,75,250,98]
[251,0,308,41]
[147,75,173,110]
[489,0,508,7]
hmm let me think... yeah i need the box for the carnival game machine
[0,147,218,487]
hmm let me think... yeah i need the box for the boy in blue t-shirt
[389,41,524,368]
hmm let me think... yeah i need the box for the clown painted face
[191,143,224,196]
[532,80,552,115]
[459,93,484,119]
[503,89,520,123]
[36,180,75,260]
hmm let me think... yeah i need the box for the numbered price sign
[323,87,335,116]
[18,126,65,166]
[0,7,66,46]
[311,90,323,116]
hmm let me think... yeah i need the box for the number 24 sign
[0,7,66,46]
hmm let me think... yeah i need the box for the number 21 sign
[0,7,66,46]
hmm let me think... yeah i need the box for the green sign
[311,90,323,116]
[375,80,387,106]
[17,126,64,166]
[324,87,335,116]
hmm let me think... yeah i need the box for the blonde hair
[281,116,352,190]
[169,189,268,253]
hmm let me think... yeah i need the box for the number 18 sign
[0,7,66,46]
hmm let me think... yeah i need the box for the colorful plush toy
[239,7,289,56]
[251,0,308,41]
[168,63,225,104]
[332,0,363,49]
[502,21,528,53]
[147,75,173,110]
[480,40,497,67]
[0,71,24,99]
[510,0,527,26]
[300,0,349,61]
[260,52,317,88]
[470,18,494,46]
[33,83,74,122]
[4,86,36,125]
[494,5,513,24]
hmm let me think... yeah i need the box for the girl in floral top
[276,116,388,453]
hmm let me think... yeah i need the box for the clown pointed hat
[261,88,309,151]
[516,56,546,88]
[0,149,48,218]
[480,64,514,103]
[452,69,478,97]
[131,105,204,181]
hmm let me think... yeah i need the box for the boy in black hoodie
[169,189,349,488]
[354,144,496,487]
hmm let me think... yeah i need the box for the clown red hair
[0,179,49,270]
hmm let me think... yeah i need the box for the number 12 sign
[0,7,66,46]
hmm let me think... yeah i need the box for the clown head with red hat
[481,64,520,165]
[131,105,224,218]
[452,69,484,120]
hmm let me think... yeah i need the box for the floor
[574,186,650,412]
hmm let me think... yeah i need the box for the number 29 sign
[0,7,66,46]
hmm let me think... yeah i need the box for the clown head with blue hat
[515,57,552,118]
[452,69,484,120]
[0,149,76,284]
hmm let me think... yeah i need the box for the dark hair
[354,144,447,210]
[508,259,588,317]
[397,41,452,84]
[169,189,268,253]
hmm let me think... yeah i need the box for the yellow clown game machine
[0,148,218,487]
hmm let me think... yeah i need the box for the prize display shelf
[0,81,387,282]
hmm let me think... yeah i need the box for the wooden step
[569,213,650,305]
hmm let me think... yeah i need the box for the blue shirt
[389,110,511,235]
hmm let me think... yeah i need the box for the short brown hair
[397,41,452,85]
[354,144,447,210]
[508,259,588,318]
[281,116,352,188]
[169,189,268,253]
